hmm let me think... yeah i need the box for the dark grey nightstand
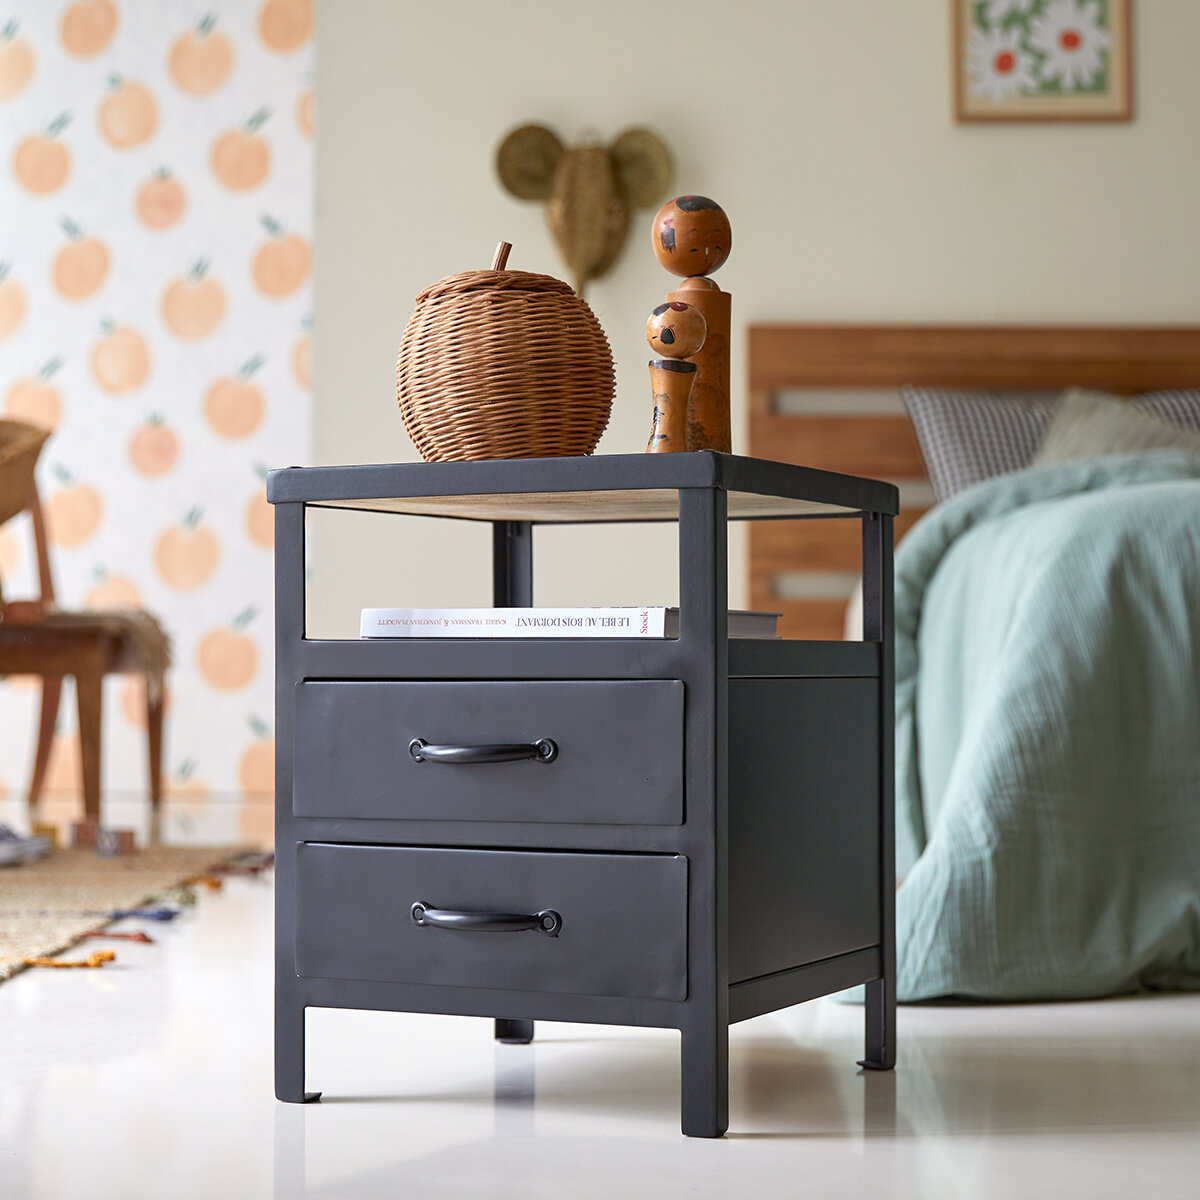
[268,451,897,1138]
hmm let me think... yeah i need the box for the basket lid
[414,267,576,306]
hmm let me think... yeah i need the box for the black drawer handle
[408,737,557,764]
[410,901,561,937]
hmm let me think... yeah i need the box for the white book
[359,607,780,640]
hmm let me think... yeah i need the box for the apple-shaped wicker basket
[396,243,614,462]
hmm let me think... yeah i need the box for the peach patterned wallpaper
[0,0,313,845]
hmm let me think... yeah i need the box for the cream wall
[312,0,1200,629]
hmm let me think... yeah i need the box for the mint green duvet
[894,452,1200,1001]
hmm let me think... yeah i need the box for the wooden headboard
[748,325,1200,639]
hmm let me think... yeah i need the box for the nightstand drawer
[292,680,683,824]
[294,843,688,1001]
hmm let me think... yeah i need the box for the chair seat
[2,420,172,822]
[0,607,170,690]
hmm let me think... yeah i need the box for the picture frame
[954,0,1132,122]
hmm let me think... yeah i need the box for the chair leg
[146,681,164,813]
[26,675,63,813]
[76,671,103,822]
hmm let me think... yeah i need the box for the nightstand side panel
[727,676,881,984]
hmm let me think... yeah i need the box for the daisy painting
[954,0,1132,121]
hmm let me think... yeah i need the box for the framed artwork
[954,0,1132,122]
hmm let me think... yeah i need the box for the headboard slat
[751,413,925,480]
[752,510,926,575]
[749,325,1200,393]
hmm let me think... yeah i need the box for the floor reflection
[4,873,1198,1200]
[279,1001,1200,1197]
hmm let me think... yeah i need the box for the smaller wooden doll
[645,301,707,453]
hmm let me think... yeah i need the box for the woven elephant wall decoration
[496,124,672,296]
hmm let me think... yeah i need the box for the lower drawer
[294,843,688,1001]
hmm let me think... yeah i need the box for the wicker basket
[396,246,614,462]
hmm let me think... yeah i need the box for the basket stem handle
[490,241,512,271]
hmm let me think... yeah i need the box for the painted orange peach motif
[13,114,71,194]
[205,357,265,438]
[99,77,158,150]
[297,88,313,137]
[155,507,219,590]
[239,715,275,792]
[120,679,172,732]
[0,21,35,99]
[258,0,313,53]
[168,15,234,95]
[60,0,117,58]
[52,218,110,300]
[44,465,103,548]
[136,168,187,229]
[165,759,208,804]
[239,793,274,846]
[46,732,82,793]
[5,357,64,428]
[197,607,259,691]
[0,265,27,340]
[245,482,273,549]
[128,414,179,477]
[87,567,141,609]
[239,716,277,842]
[91,319,150,393]
[292,326,311,387]
[162,260,226,340]
[252,216,310,297]
[211,108,271,191]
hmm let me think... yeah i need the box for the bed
[748,324,1200,1001]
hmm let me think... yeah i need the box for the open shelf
[308,488,858,523]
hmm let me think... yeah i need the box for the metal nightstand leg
[489,522,537,1051]
[681,1020,729,1138]
[859,977,896,1070]
[275,500,320,1104]
[860,512,896,1072]
[275,1001,321,1104]
[494,1019,535,1045]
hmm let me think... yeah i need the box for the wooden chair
[0,420,170,822]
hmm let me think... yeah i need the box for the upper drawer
[292,679,683,824]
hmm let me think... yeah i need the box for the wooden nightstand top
[266,451,899,523]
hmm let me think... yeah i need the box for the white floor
[1,876,1198,1200]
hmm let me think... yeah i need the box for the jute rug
[0,844,265,981]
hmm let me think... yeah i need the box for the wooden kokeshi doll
[645,301,707,453]
[651,195,732,453]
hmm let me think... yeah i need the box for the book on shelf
[359,607,781,640]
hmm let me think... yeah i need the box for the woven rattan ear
[396,248,614,462]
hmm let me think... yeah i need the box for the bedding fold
[894,451,1200,1001]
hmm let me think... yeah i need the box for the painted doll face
[646,301,707,358]
[651,195,731,278]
